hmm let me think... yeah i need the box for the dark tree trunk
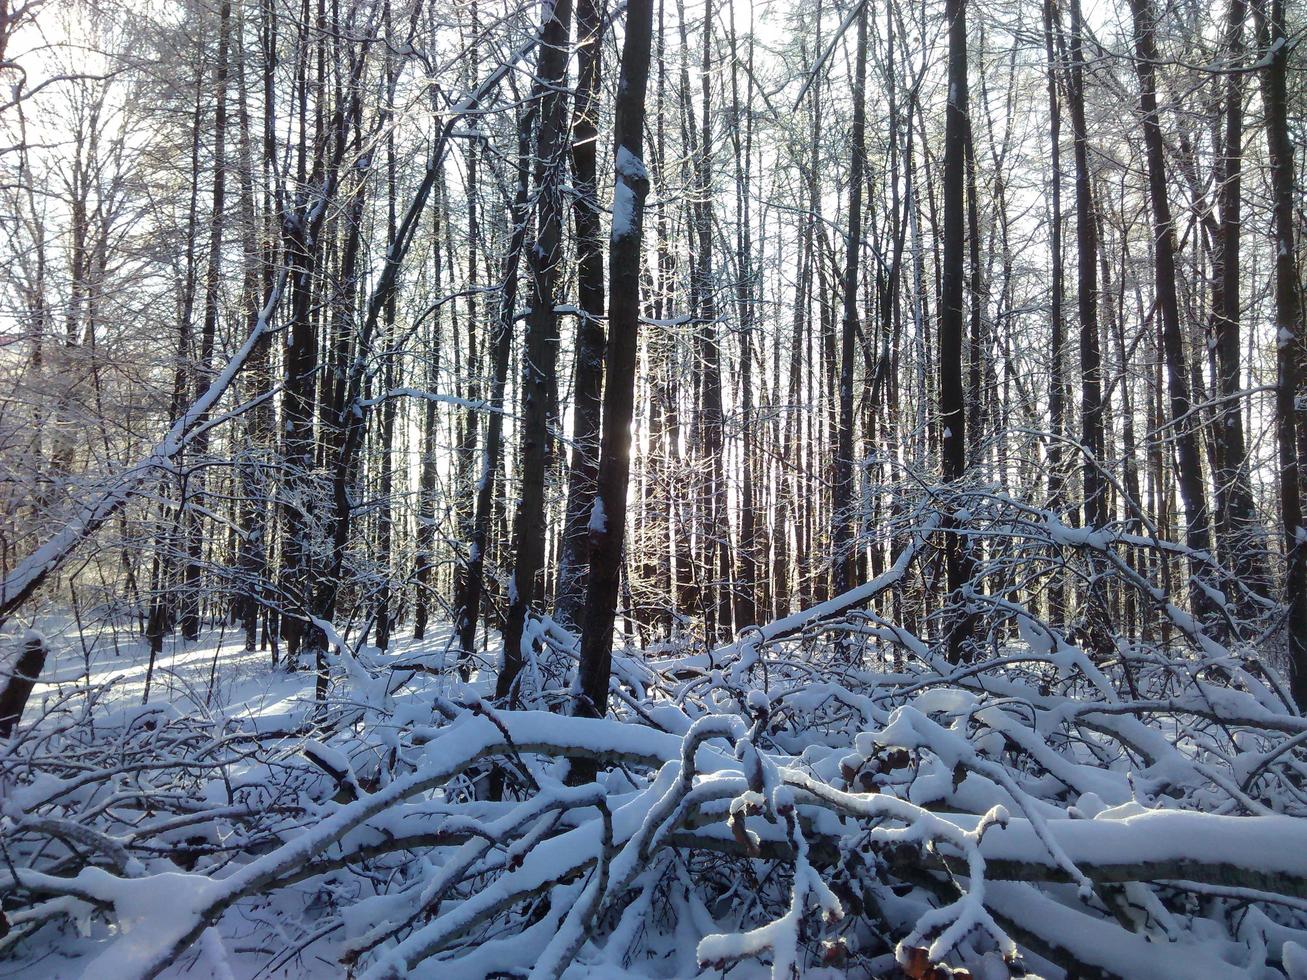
[695,0,729,641]
[940,0,973,663]
[576,0,655,720]
[649,0,674,633]
[452,41,481,627]
[728,1,758,628]
[146,58,206,662]
[555,0,607,629]
[832,0,867,597]
[374,59,399,652]
[278,208,320,665]
[499,0,574,701]
[0,633,47,740]
[964,123,984,472]
[1066,0,1104,531]
[1212,0,1260,593]
[1252,0,1307,704]
[181,0,231,641]
[412,179,444,641]
[234,12,273,654]
[1127,0,1214,615]
[1042,0,1067,623]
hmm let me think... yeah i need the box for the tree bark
[374,46,400,652]
[499,0,574,701]
[1065,0,1104,531]
[576,0,655,720]
[1127,0,1214,621]
[940,0,973,663]
[554,0,607,629]
[181,0,231,641]
[0,633,47,740]
[1252,0,1307,705]
[1042,0,1067,623]
[454,105,533,666]
[728,0,758,629]
[1212,0,1261,593]
[831,0,867,597]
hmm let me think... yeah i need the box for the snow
[610,147,647,242]
[6,547,1307,980]
[588,495,607,533]
[1285,940,1307,980]
[976,809,1307,880]
[1044,513,1110,549]
[302,738,354,781]
[1015,615,1053,655]
[611,179,636,240]
[983,880,1252,979]
[615,144,648,182]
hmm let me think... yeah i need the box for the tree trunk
[1212,0,1261,595]
[728,0,758,628]
[1252,0,1307,705]
[1127,0,1214,617]
[374,57,399,652]
[940,0,973,663]
[576,0,655,720]
[1042,0,1067,623]
[1065,0,1104,531]
[181,0,231,641]
[455,106,533,667]
[832,0,867,597]
[412,179,444,641]
[499,0,574,701]
[0,633,48,740]
[555,0,607,628]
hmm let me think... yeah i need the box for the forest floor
[5,620,505,979]
[5,600,1307,979]
[27,619,497,732]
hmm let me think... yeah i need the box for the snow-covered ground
[26,619,493,733]
[6,606,1307,979]
[3,620,504,978]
